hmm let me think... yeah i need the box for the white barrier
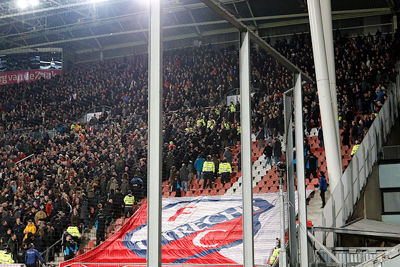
[317,66,400,246]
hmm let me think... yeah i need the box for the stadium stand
[0,30,399,264]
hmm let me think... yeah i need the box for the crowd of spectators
[0,30,399,263]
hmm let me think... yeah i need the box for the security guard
[67,225,81,239]
[218,158,232,186]
[223,120,230,130]
[230,102,236,113]
[0,249,14,264]
[124,191,135,213]
[202,155,215,189]
[70,124,75,130]
[268,248,281,264]
[207,119,216,129]
[237,125,241,135]
[351,141,360,156]
[196,118,205,127]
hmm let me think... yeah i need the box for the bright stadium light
[16,0,28,9]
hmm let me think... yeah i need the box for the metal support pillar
[307,0,342,191]
[320,0,342,174]
[239,30,254,267]
[294,73,309,267]
[284,91,297,265]
[147,0,162,266]
[278,169,287,267]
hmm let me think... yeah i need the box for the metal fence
[316,64,400,246]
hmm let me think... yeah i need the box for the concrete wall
[348,164,382,222]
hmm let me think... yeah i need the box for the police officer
[25,243,45,267]
[124,191,135,213]
[202,155,215,189]
[218,158,232,186]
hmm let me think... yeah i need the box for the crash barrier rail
[356,244,400,267]
[314,247,393,266]
[41,237,63,263]
[317,63,400,246]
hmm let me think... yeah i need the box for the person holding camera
[64,234,78,261]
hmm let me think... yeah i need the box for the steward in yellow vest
[351,142,360,156]
[0,250,14,264]
[67,225,81,238]
[218,159,232,186]
[268,248,281,264]
[202,155,215,189]
[207,119,216,129]
[124,192,135,212]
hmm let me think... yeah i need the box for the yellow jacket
[23,223,37,240]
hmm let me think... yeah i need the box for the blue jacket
[194,157,205,172]
[25,248,44,264]
[319,176,328,191]
[65,242,78,256]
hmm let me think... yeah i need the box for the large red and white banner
[0,69,62,85]
[61,193,301,266]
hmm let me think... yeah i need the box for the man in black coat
[263,142,273,167]
[95,205,106,246]
[273,137,282,165]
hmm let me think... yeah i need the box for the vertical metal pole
[307,0,342,191]
[147,0,162,266]
[320,0,342,174]
[278,173,287,267]
[294,73,309,267]
[239,30,254,267]
[284,91,297,265]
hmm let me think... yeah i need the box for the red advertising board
[0,69,62,85]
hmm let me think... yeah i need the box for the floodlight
[30,0,39,7]
[16,0,28,9]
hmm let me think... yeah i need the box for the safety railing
[41,237,63,263]
[356,244,400,267]
[316,64,400,246]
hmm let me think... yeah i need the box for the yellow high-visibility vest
[215,109,221,115]
[351,144,360,156]
[67,226,81,238]
[223,122,230,130]
[207,120,215,129]
[70,124,75,130]
[124,195,135,206]
[268,248,281,264]
[230,104,236,112]
[202,161,215,173]
[197,119,205,127]
[0,251,14,264]
[218,163,232,174]
[237,126,241,134]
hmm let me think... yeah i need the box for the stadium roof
[0,0,398,63]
